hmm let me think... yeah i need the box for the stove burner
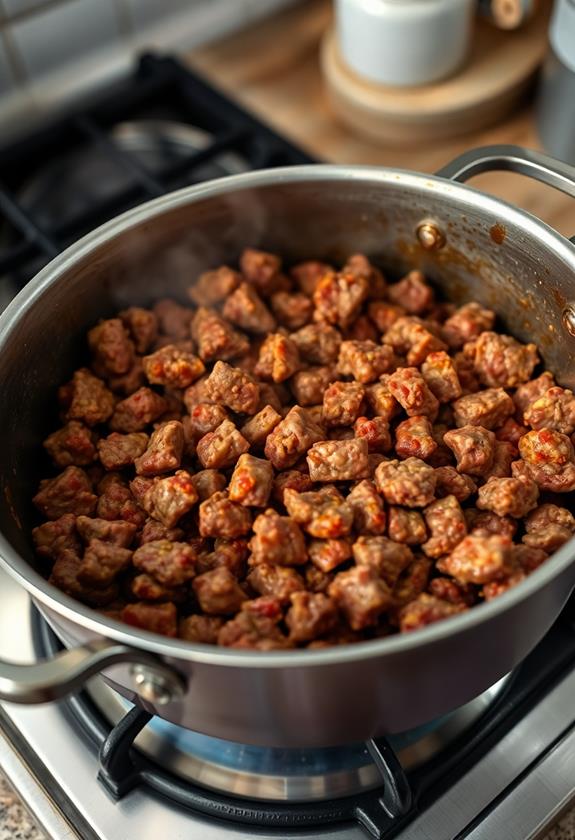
[86,674,507,803]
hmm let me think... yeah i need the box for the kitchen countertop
[2,2,575,838]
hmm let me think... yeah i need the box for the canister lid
[550,0,575,73]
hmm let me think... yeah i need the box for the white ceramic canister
[336,0,476,87]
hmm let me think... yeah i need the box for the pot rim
[1,162,574,669]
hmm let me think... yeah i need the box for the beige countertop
[2,2,575,837]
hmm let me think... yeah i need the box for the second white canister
[336,0,476,87]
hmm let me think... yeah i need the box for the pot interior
[1,170,574,581]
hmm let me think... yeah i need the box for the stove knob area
[130,663,186,706]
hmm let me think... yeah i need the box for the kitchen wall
[0,0,297,127]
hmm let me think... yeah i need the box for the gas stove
[1,53,575,840]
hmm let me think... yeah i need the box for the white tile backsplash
[10,0,122,80]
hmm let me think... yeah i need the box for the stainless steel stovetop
[2,566,575,840]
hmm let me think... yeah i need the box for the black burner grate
[31,605,575,839]
[0,53,314,288]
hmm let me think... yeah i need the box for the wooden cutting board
[321,6,551,146]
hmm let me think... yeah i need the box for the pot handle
[0,639,186,705]
[436,144,575,202]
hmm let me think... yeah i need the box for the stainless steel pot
[1,145,575,749]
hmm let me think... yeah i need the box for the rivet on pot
[416,221,446,251]
[562,304,575,337]
[130,664,185,706]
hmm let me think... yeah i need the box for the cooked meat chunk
[383,316,446,366]
[442,303,495,349]
[138,518,185,545]
[240,404,282,447]
[76,516,136,547]
[32,514,80,561]
[308,538,353,572]
[34,467,97,520]
[179,614,225,644]
[387,507,427,545]
[437,534,513,584]
[265,406,324,469]
[286,591,339,643]
[134,421,184,476]
[249,508,307,565]
[291,366,336,406]
[199,492,253,539]
[122,602,178,637]
[422,496,467,558]
[270,291,313,330]
[78,539,132,587]
[222,282,276,334]
[399,594,466,632]
[466,508,517,539]
[272,470,314,505]
[337,340,396,383]
[393,556,432,605]
[428,577,476,607]
[49,549,118,606]
[375,458,436,508]
[132,540,197,585]
[388,367,439,420]
[229,454,273,507]
[186,402,228,441]
[290,323,342,365]
[60,368,115,427]
[107,358,146,396]
[193,568,247,615]
[353,536,413,586]
[44,421,97,468]
[191,307,249,362]
[522,504,575,552]
[365,379,400,422]
[110,387,167,433]
[496,417,527,448]
[420,351,462,403]
[513,372,555,417]
[97,432,148,470]
[240,247,283,294]
[290,260,332,296]
[247,563,305,603]
[328,566,392,630]
[97,475,145,527]
[453,388,513,430]
[395,416,437,461]
[218,597,289,650]
[119,307,158,354]
[347,480,387,535]
[255,333,301,383]
[477,475,539,519]
[205,361,260,415]
[323,381,365,427]
[343,253,386,299]
[88,318,134,376]
[188,265,240,307]
[443,425,496,476]
[368,301,405,333]
[143,344,205,389]
[143,471,198,527]
[196,419,250,470]
[190,470,227,502]
[518,429,575,492]
[467,331,538,388]
[313,268,369,329]
[284,488,354,539]
[307,439,369,482]
[523,386,575,435]
[131,574,185,603]
[387,270,433,314]
[433,466,476,501]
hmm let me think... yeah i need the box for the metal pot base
[87,675,509,802]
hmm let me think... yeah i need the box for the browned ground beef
[31,250,575,648]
